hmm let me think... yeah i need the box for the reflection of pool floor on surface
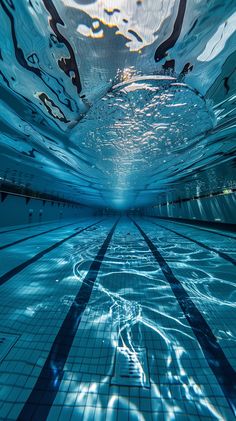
[0,217,236,420]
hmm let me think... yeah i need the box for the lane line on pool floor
[131,218,236,417]
[149,216,236,240]
[16,218,119,421]
[0,219,63,235]
[0,221,79,251]
[146,218,236,266]
[0,219,104,287]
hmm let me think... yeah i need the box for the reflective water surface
[0,1,235,207]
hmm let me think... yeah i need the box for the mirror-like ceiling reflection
[0,0,235,208]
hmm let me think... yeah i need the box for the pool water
[0,1,235,209]
[0,1,236,419]
[0,217,236,420]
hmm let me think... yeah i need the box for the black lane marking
[0,220,103,287]
[17,219,119,421]
[0,220,58,235]
[150,216,236,239]
[147,219,236,267]
[0,221,79,250]
[132,218,236,416]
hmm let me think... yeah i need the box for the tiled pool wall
[143,192,236,225]
[0,193,96,228]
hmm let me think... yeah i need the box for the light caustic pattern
[0,0,235,207]
[71,219,236,419]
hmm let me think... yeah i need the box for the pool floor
[0,217,236,420]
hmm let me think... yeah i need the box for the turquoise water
[0,0,235,208]
[0,1,236,420]
[0,217,236,420]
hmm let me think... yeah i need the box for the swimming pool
[0,0,236,419]
[0,216,235,420]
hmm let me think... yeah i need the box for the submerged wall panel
[144,192,236,225]
[0,193,94,227]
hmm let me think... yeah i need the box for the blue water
[0,217,236,420]
[0,0,235,208]
[0,1,236,420]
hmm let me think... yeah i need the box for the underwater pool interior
[0,0,236,420]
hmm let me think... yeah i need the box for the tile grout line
[16,218,119,421]
[0,221,79,251]
[0,219,69,235]
[148,216,236,240]
[131,217,236,417]
[0,219,104,287]
[146,217,236,266]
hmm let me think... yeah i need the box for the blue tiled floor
[0,217,235,420]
